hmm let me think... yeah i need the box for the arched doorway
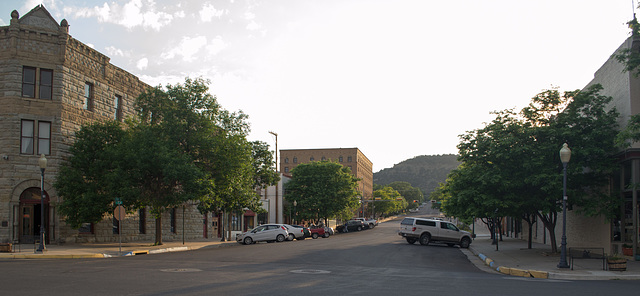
[19,187,49,244]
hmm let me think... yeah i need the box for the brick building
[279,148,373,201]
[0,6,213,245]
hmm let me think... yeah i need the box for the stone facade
[279,147,374,199]
[0,5,213,244]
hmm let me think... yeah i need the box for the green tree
[56,78,263,244]
[284,161,360,224]
[372,186,406,217]
[385,181,423,209]
[443,85,620,252]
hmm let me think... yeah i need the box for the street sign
[114,205,125,221]
[115,197,122,205]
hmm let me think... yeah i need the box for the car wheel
[288,234,295,241]
[460,237,471,248]
[312,233,319,239]
[243,237,253,245]
[276,234,285,242]
[357,226,362,231]
[406,238,416,244]
[323,233,329,238]
[419,234,431,246]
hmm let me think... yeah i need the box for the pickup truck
[309,225,330,239]
[398,217,472,248]
[354,218,377,229]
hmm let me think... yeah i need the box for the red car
[309,225,330,239]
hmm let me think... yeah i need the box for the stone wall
[0,6,210,244]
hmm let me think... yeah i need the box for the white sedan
[236,224,289,245]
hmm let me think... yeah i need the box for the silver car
[284,224,306,241]
[236,224,289,245]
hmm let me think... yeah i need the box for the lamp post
[558,143,571,268]
[293,200,297,224]
[269,131,279,223]
[36,154,47,252]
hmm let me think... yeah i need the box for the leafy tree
[385,181,423,208]
[372,186,406,217]
[56,78,265,244]
[443,85,620,252]
[284,161,360,224]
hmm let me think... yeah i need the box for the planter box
[607,259,627,271]
[0,243,12,252]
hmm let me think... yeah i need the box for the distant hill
[373,154,460,196]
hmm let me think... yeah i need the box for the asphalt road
[2,206,640,295]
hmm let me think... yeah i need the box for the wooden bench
[569,247,605,270]
[0,243,12,252]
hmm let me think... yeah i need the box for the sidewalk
[466,234,640,280]
[0,239,238,259]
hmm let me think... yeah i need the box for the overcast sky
[1,0,635,172]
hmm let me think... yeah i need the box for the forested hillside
[373,154,460,195]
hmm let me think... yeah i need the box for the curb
[478,252,549,279]
[470,246,549,279]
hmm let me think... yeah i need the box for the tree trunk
[537,212,558,253]
[155,213,163,245]
[227,212,232,241]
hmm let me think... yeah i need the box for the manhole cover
[290,269,331,274]
[160,268,202,273]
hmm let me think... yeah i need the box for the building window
[321,156,326,161]
[39,69,53,100]
[114,94,123,121]
[339,156,343,162]
[347,156,353,162]
[84,82,93,110]
[310,157,314,161]
[170,208,177,233]
[38,121,51,155]
[231,213,241,231]
[139,208,146,234]
[293,157,297,163]
[22,67,36,98]
[285,158,289,164]
[78,223,94,234]
[21,120,34,154]
[285,167,289,173]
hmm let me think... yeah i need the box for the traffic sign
[114,205,125,220]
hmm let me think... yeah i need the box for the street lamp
[36,154,47,252]
[269,131,279,224]
[293,200,297,224]
[558,143,571,268]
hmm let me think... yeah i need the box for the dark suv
[336,220,365,233]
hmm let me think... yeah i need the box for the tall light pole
[269,131,279,224]
[293,200,297,225]
[37,154,47,252]
[558,143,571,268]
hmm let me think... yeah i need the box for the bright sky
[0,0,635,172]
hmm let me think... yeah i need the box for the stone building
[279,148,374,217]
[0,5,214,245]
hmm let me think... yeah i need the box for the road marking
[503,277,570,283]
[160,268,202,273]
[290,269,331,274]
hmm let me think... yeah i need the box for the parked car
[236,224,289,245]
[397,217,473,248]
[336,220,365,233]
[324,226,335,236]
[309,225,330,238]
[284,224,306,241]
[354,217,377,229]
